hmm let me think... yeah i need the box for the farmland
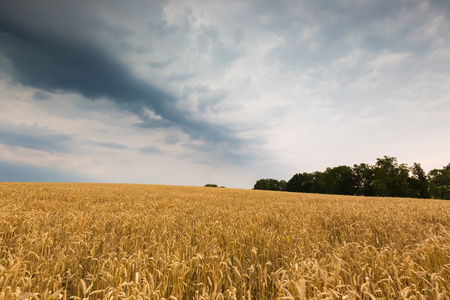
[0,183,449,299]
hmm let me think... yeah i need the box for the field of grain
[0,183,449,299]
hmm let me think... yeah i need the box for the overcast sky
[1,0,449,188]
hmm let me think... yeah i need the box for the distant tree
[285,173,314,193]
[353,163,375,196]
[268,156,450,199]
[279,180,287,191]
[428,164,450,199]
[254,179,268,190]
[254,178,285,191]
[321,165,356,195]
[309,171,324,193]
[408,163,430,198]
[204,184,218,187]
[372,156,409,197]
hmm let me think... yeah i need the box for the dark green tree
[279,180,287,191]
[321,166,356,195]
[309,171,324,193]
[408,163,430,198]
[428,164,450,199]
[204,184,218,187]
[372,156,410,197]
[353,163,375,196]
[254,178,286,191]
[266,156,450,199]
[286,172,314,193]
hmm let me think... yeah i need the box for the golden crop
[0,183,449,299]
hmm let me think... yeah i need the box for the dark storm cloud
[0,1,242,148]
[108,27,135,41]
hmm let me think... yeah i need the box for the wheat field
[0,183,449,299]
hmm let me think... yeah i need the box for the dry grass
[0,183,449,299]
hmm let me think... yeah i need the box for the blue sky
[0,0,449,188]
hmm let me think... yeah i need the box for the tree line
[254,156,450,199]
